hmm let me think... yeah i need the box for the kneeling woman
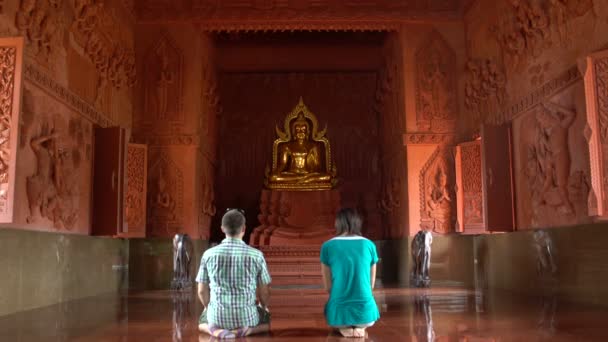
[320,208,380,338]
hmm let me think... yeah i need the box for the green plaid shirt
[196,238,272,329]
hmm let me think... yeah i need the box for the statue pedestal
[251,189,340,246]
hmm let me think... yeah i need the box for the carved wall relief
[0,38,23,222]
[15,0,64,62]
[144,34,183,122]
[420,145,456,234]
[455,140,484,232]
[25,115,90,230]
[415,30,457,133]
[517,100,590,228]
[147,153,183,236]
[464,58,506,125]
[126,144,147,235]
[582,51,608,217]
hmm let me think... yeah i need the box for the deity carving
[524,101,589,226]
[532,229,557,276]
[26,121,81,230]
[465,59,506,124]
[415,31,457,133]
[264,98,337,190]
[145,36,182,122]
[171,234,193,290]
[420,146,455,234]
[147,154,183,235]
[411,230,432,288]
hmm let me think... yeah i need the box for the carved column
[0,37,24,223]
[583,50,608,218]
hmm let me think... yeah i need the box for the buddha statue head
[264,98,337,190]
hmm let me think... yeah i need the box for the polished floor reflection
[1,287,607,341]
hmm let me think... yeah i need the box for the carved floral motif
[0,47,16,207]
[460,142,483,226]
[415,30,457,133]
[126,144,146,232]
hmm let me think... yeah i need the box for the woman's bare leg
[198,323,236,339]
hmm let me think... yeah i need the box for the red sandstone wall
[214,72,382,241]
[0,0,136,234]
[463,0,608,229]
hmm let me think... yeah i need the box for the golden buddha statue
[265,98,337,190]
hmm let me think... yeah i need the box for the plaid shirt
[196,238,272,329]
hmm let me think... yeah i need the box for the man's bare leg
[198,323,236,339]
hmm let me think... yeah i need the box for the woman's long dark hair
[334,208,362,236]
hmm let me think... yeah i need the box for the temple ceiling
[132,0,472,31]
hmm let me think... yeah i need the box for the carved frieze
[15,0,64,61]
[24,63,114,127]
[464,58,506,125]
[403,133,455,145]
[0,38,23,222]
[144,34,183,122]
[415,30,457,133]
[126,144,147,235]
[420,145,455,234]
[147,153,183,236]
[133,134,199,146]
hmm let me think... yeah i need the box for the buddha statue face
[292,116,310,142]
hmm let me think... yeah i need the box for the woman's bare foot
[338,327,355,337]
[353,328,366,338]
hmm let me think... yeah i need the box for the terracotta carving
[415,31,457,133]
[126,144,147,233]
[411,230,432,288]
[16,0,63,61]
[147,153,183,236]
[144,35,182,122]
[0,47,16,206]
[464,59,506,124]
[26,122,80,229]
[420,146,455,234]
[460,141,484,227]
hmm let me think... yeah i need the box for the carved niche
[455,140,484,232]
[0,38,24,223]
[518,101,589,228]
[464,58,506,124]
[144,34,183,123]
[147,152,183,236]
[420,145,456,234]
[415,30,457,133]
[15,0,64,61]
[25,115,91,230]
[126,144,147,235]
[582,50,608,217]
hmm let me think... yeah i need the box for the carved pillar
[455,139,484,233]
[0,37,23,223]
[583,50,608,218]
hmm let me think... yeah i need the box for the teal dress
[320,236,380,327]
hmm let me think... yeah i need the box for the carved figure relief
[147,153,183,236]
[411,230,433,287]
[532,229,557,276]
[144,35,182,122]
[420,146,455,234]
[15,0,64,61]
[126,144,147,233]
[524,101,589,226]
[415,31,457,133]
[464,58,506,124]
[26,117,87,230]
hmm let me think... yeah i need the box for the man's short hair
[222,209,246,236]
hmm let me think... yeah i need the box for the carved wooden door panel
[92,127,126,236]
[0,37,24,223]
[583,49,608,218]
[455,139,485,233]
[123,143,147,237]
[481,123,515,232]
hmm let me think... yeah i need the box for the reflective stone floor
[1,287,608,341]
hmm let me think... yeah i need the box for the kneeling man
[196,209,271,339]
